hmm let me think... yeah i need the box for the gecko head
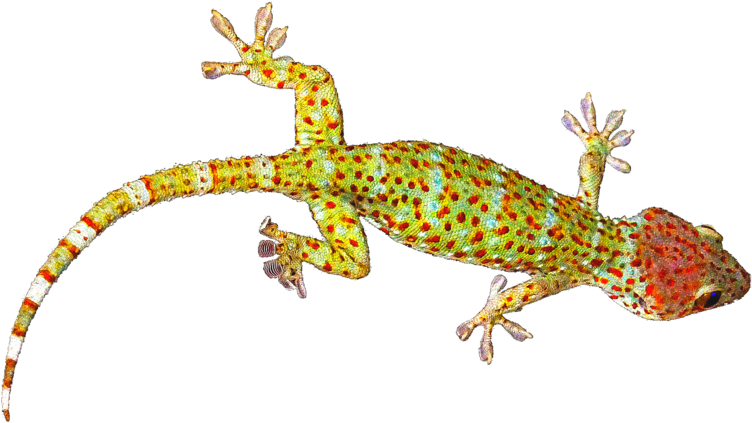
[628,208,750,320]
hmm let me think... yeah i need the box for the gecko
[2,3,750,421]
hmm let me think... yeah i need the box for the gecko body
[3,3,749,421]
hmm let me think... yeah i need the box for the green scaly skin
[2,3,749,421]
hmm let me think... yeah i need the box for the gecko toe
[263,259,284,278]
[258,240,277,257]
[480,325,494,364]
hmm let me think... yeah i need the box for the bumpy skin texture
[2,3,750,421]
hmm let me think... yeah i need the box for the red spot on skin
[349,239,359,247]
[541,246,555,253]
[600,278,609,284]
[336,171,345,180]
[499,226,510,235]
[451,193,459,201]
[321,99,329,106]
[517,246,525,253]
[437,207,450,219]
[421,222,431,231]
[504,241,514,249]
[302,252,309,259]
[230,176,236,186]
[421,185,429,193]
[474,249,487,258]
[590,259,604,267]
[328,122,339,129]
[304,117,314,125]
[395,177,403,185]
[310,242,320,250]
[444,222,452,231]
[527,248,535,255]
[607,268,623,278]
[263,69,273,78]
[508,212,518,221]
[306,160,313,168]
[277,81,285,89]
[645,213,654,221]
[410,159,419,168]
[380,228,389,235]
[446,240,456,249]
[645,285,655,295]
[612,285,622,292]
[631,258,642,267]
[38,269,57,283]
[81,216,102,234]
[457,212,466,223]
[471,216,480,227]
[629,233,640,239]
[468,195,479,205]
[626,278,635,285]
[513,192,522,200]
[21,297,39,312]
[609,295,619,299]
[325,202,336,208]
[454,252,467,258]
[242,46,250,53]
[426,236,440,243]
[312,85,319,92]
[327,225,334,232]
[408,181,416,189]
[299,73,307,79]
[323,263,333,272]
[481,204,488,212]
[272,176,281,185]
[398,223,409,231]
[472,232,484,243]
[244,70,251,76]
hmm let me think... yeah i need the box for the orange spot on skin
[325,202,336,208]
[277,81,285,89]
[263,69,273,78]
[321,99,329,106]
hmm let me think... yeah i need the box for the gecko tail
[2,155,274,420]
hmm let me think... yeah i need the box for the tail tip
[3,408,9,421]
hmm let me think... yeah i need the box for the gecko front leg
[257,194,371,298]
[457,273,586,364]
[561,93,634,210]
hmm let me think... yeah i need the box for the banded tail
[2,155,274,421]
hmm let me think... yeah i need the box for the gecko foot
[456,275,533,364]
[258,216,307,298]
[561,93,634,174]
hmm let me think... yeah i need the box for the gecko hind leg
[258,217,307,298]
[456,275,533,364]
[561,93,634,210]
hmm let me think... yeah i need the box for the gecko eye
[695,291,722,309]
